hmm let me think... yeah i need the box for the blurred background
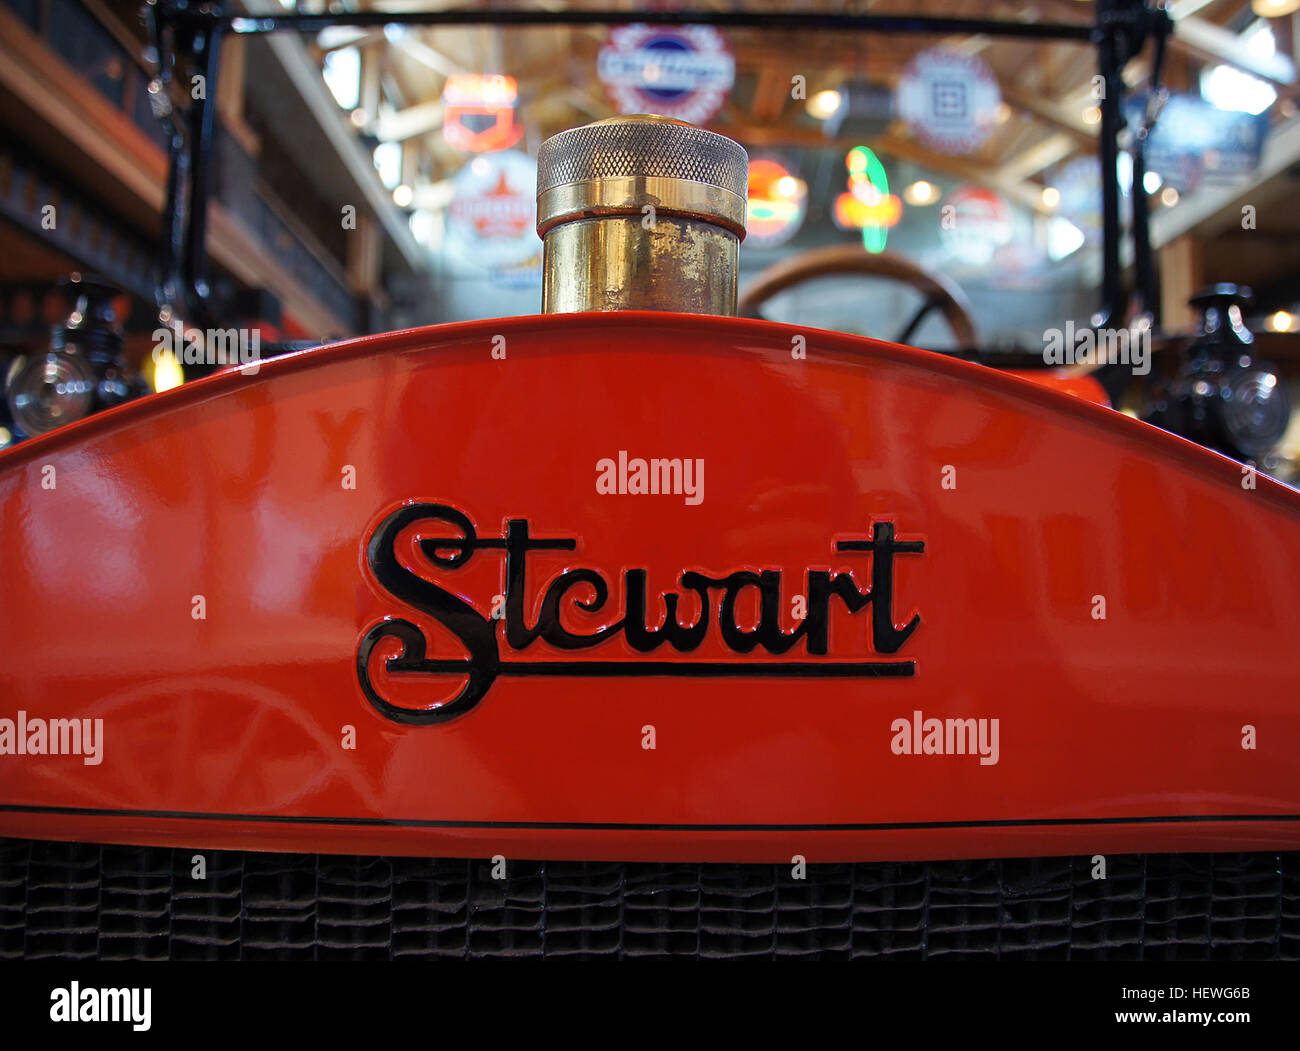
[1,0,1299,473]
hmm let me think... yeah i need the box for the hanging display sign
[597,24,735,125]
[939,184,1012,266]
[1054,157,1103,241]
[746,157,808,248]
[823,80,895,139]
[897,48,1001,155]
[442,74,524,153]
[1128,93,1268,188]
[446,151,539,269]
[489,253,543,290]
[832,146,901,254]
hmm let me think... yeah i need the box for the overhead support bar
[218,11,1096,41]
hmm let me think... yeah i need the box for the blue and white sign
[897,48,1001,155]
[598,24,735,125]
[1129,93,1268,189]
[1055,156,1103,241]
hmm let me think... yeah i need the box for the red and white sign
[442,74,524,153]
[940,184,1013,266]
[746,157,807,248]
[446,151,539,268]
[597,23,734,125]
[897,48,1001,155]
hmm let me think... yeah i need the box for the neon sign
[833,146,901,253]
[442,75,523,153]
[746,158,807,247]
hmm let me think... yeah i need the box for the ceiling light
[807,89,842,119]
[392,184,414,207]
[903,180,938,206]
[1252,0,1300,18]
[1040,186,1061,208]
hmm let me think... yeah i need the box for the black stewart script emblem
[357,503,924,724]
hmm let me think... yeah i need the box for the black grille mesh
[2,839,1297,960]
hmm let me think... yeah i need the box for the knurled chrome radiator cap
[536,115,749,239]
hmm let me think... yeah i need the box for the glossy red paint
[1002,368,1110,407]
[1,312,1297,863]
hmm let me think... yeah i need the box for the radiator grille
[2,839,1297,960]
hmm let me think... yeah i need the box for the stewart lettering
[357,502,924,724]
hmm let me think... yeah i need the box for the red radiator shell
[1,312,1297,862]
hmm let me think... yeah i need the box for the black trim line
[3,804,1300,833]
[420,660,916,677]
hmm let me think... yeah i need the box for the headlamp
[1145,285,1291,463]
[2,274,145,441]
[5,350,97,436]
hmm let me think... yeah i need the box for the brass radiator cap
[535,115,748,316]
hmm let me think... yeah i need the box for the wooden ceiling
[305,0,1290,216]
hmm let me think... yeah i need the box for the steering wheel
[738,244,979,349]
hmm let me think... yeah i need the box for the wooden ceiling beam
[1171,15,1297,86]
[874,131,1049,212]
[752,66,790,124]
[310,28,386,55]
[996,131,1078,183]
[1000,82,1097,146]
[389,33,467,78]
[373,98,445,141]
